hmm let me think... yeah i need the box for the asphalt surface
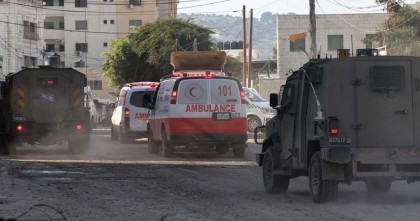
[1,128,420,220]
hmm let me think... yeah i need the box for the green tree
[103,18,215,88]
[224,55,242,80]
[378,2,420,55]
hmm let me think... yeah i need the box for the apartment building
[43,0,178,102]
[0,0,44,77]
[276,13,388,80]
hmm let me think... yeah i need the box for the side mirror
[269,93,278,108]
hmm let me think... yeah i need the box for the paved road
[1,128,420,220]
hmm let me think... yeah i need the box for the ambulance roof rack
[161,72,218,80]
[125,82,159,88]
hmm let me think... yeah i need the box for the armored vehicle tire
[247,116,262,133]
[233,147,245,158]
[162,130,174,158]
[110,127,117,141]
[309,152,338,203]
[148,136,160,154]
[215,145,228,154]
[263,147,290,194]
[365,179,392,194]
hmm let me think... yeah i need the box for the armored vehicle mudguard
[255,56,420,203]
[0,66,90,154]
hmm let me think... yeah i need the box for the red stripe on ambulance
[167,118,246,134]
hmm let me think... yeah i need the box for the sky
[178,0,419,18]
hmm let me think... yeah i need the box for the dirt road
[1,128,420,220]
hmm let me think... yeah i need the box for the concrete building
[42,0,178,102]
[276,13,388,81]
[0,0,44,77]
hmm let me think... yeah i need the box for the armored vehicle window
[281,84,294,108]
[370,66,404,91]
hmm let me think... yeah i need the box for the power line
[5,0,232,14]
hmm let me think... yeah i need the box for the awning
[288,32,308,42]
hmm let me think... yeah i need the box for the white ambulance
[147,73,248,157]
[111,82,159,143]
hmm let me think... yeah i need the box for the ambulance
[146,51,248,157]
[147,73,248,157]
[111,82,159,143]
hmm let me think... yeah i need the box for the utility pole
[247,9,253,88]
[242,5,247,86]
[309,0,317,59]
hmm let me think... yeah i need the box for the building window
[46,44,55,52]
[76,43,88,52]
[289,38,305,52]
[75,20,87,30]
[59,0,64,6]
[24,56,37,67]
[103,42,108,47]
[59,44,65,52]
[88,80,102,90]
[103,20,107,24]
[129,20,142,29]
[44,22,54,29]
[328,35,343,51]
[110,20,114,24]
[44,0,54,6]
[59,21,65,29]
[129,0,141,5]
[75,0,87,7]
[23,21,38,40]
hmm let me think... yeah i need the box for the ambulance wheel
[161,130,173,158]
[148,136,160,154]
[309,152,338,203]
[247,116,261,133]
[215,145,228,154]
[233,145,245,158]
[110,127,117,141]
[365,179,392,194]
[263,147,290,194]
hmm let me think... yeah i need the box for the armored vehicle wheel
[365,179,392,194]
[161,130,173,158]
[247,116,262,133]
[110,127,117,141]
[263,147,290,194]
[309,152,338,203]
[215,145,228,154]
[148,136,160,154]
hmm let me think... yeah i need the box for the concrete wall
[276,13,388,76]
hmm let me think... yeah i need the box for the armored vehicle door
[355,60,414,147]
[280,72,301,153]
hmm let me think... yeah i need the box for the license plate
[212,112,231,121]
[329,137,351,146]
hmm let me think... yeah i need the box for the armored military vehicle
[0,66,90,154]
[255,54,420,203]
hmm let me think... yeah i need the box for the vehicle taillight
[171,90,177,104]
[17,125,23,132]
[240,90,246,104]
[124,108,130,117]
[328,117,339,135]
[76,124,83,130]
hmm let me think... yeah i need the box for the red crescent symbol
[189,87,197,97]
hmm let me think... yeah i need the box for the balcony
[23,31,39,40]
[44,28,65,40]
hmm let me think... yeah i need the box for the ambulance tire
[216,145,228,155]
[148,137,160,154]
[161,130,173,158]
[110,127,117,141]
[233,144,245,158]
[247,116,262,133]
